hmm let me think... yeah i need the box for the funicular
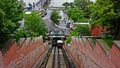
[47,29,66,48]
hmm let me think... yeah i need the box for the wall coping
[25,38,31,46]
[87,38,95,48]
[77,36,101,39]
[1,39,16,55]
[113,41,120,49]
[96,39,110,55]
[0,36,43,56]
[82,38,87,46]
[17,38,25,49]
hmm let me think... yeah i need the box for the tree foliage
[28,3,32,7]
[74,0,92,18]
[66,25,91,43]
[0,0,23,47]
[0,0,23,22]
[23,11,48,39]
[90,0,120,39]
[74,0,91,10]
[50,10,61,24]
[67,8,83,22]
[63,2,70,8]
[73,25,91,36]
[62,2,74,8]
[69,2,74,8]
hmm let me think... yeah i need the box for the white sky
[23,0,96,7]
[90,0,96,2]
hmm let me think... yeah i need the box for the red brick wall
[65,37,120,68]
[110,44,120,68]
[91,26,102,36]
[0,52,3,68]
[0,37,48,68]
[3,42,19,68]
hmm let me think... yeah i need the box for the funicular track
[38,46,75,68]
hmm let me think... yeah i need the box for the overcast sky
[24,0,96,7]
[90,0,96,2]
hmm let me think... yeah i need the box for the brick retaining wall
[65,36,120,68]
[0,36,48,68]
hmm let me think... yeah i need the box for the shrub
[15,11,48,41]
[66,25,91,44]
[102,34,114,48]
[50,10,61,24]
[67,8,83,22]
[102,34,114,39]
[74,25,91,36]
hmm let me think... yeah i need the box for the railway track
[38,46,75,68]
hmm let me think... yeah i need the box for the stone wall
[0,36,48,68]
[65,36,120,68]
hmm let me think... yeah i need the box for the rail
[36,46,75,68]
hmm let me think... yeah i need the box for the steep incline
[0,36,49,68]
[65,36,120,68]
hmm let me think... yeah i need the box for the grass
[92,39,97,45]
[91,39,113,48]
[103,39,113,48]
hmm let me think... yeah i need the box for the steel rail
[39,46,53,68]
[62,46,75,68]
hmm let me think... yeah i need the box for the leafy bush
[65,35,71,44]
[73,25,91,36]
[66,25,91,44]
[0,0,23,48]
[102,34,114,48]
[15,11,48,41]
[63,2,70,9]
[103,39,113,48]
[67,8,83,22]
[15,29,29,40]
[102,34,114,39]
[50,10,61,24]
[79,18,89,22]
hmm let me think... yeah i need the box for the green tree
[23,11,48,39]
[74,0,91,10]
[0,9,16,47]
[74,0,92,18]
[0,0,23,22]
[62,2,70,9]
[90,0,120,39]
[50,10,61,24]
[28,3,32,7]
[0,0,23,47]
[15,29,28,40]
[73,25,91,36]
[67,8,83,22]
[69,2,74,8]
[66,25,91,43]
[110,0,120,39]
